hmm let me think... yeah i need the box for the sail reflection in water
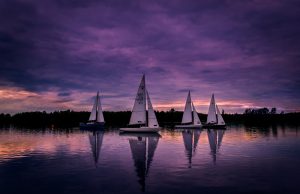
[182,129,201,168]
[207,129,225,163]
[124,133,160,192]
[88,131,104,167]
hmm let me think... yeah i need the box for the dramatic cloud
[0,0,300,113]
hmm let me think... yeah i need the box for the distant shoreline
[1,110,300,128]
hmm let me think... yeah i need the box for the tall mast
[95,91,99,122]
[191,97,194,124]
[144,74,147,127]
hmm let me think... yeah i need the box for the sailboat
[182,129,201,168]
[203,94,226,129]
[80,91,105,130]
[120,75,161,133]
[175,91,202,129]
[120,133,160,192]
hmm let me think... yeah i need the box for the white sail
[146,90,159,128]
[96,93,105,123]
[207,94,217,124]
[192,103,202,125]
[88,92,98,121]
[216,105,225,125]
[182,91,193,124]
[129,75,146,125]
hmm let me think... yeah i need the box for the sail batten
[182,91,193,124]
[129,75,147,125]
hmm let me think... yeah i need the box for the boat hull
[119,132,161,137]
[202,124,226,129]
[119,127,160,133]
[174,124,202,129]
[80,122,105,130]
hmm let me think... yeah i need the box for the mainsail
[129,75,146,125]
[216,105,225,125]
[207,94,217,124]
[192,103,202,125]
[89,92,99,121]
[182,91,193,124]
[147,90,159,128]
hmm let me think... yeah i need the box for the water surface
[0,125,299,194]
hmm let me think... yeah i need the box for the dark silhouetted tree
[271,108,277,114]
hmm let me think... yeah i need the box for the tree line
[0,108,299,128]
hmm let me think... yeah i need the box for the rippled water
[0,125,300,194]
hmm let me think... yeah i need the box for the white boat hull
[174,124,202,129]
[119,127,160,133]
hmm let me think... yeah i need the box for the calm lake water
[0,125,300,194]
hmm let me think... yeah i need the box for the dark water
[0,125,300,194]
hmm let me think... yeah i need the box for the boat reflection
[120,132,160,192]
[181,129,201,168]
[207,129,225,163]
[88,131,104,167]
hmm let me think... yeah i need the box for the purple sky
[1,0,300,114]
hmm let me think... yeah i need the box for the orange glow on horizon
[0,86,292,114]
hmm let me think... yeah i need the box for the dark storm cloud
[0,0,300,112]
